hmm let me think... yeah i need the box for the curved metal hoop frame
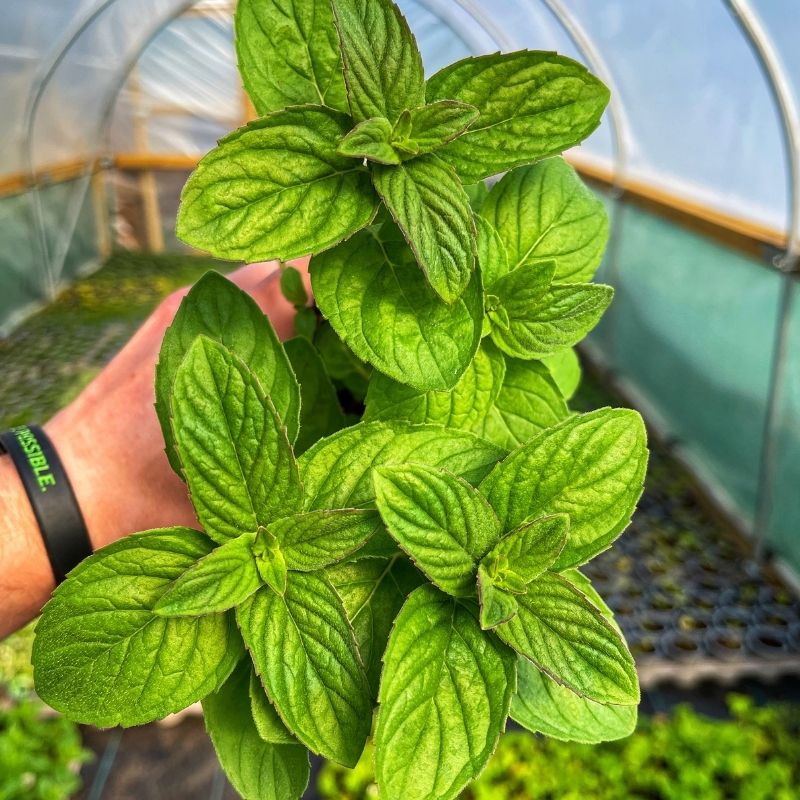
[723,0,800,559]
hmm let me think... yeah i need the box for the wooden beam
[139,170,165,252]
[568,155,786,254]
[240,80,257,127]
[0,152,201,190]
[91,170,112,260]
[182,2,236,18]
[0,174,27,196]
[0,158,98,198]
[113,153,200,171]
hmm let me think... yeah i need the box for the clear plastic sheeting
[563,0,789,233]
[109,0,476,159]
[0,0,799,576]
[0,0,99,175]
[110,8,240,158]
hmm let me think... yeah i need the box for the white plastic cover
[2,1,796,232]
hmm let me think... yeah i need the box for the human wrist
[45,382,201,551]
[44,406,108,551]
[0,452,55,636]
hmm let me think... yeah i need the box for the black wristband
[0,425,92,583]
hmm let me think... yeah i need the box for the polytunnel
[1,0,799,580]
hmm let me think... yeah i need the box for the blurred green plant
[318,695,800,800]
[0,624,35,699]
[0,695,91,800]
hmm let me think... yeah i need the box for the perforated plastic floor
[571,376,800,684]
[0,252,226,428]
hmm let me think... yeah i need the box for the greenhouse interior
[1,0,799,798]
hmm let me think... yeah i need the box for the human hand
[48,259,310,549]
[1,259,308,637]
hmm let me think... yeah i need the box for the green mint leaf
[541,348,581,400]
[392,100,479,156]
[280,266,308,308]
[563,568,631,656]
[327,555,423,696]
[494,571,638,705]
[464,180,489,212]
[476,216,510,289]
[488,257,554,300]
[563,568,629,646]
[375,585,516,800]
[477,564,518,629]
[364,343,505,432]
[203,661,310,800]
[311,228,482,391]
[253,527,288,595]
[299,420,505,511]
[284,336,346,454]
[481,408,648,568]
[249,667,298,745]
[339,529,399,560]
[330,0,424,123]
[270,508,381,570]
[314,320,371,398]
[294,306,318,340]
[392,108,413,141]
[562,567,620,627]
[373,464,500,597]
[235,0,347,114]
[338,117,401,164]
[562,568,634,676]
[237,574,371,767]
[372,156,476,303]
[482,158,609,281]
[426,51,610,183]
[481,353,570,450]
[153,532,261,616]
[490,281,613,360]
[390,110,417,155]
[481,514,568,588]
[171,337,303,543]
[365,343,569,451]
[33,529,242,727]
[177,106,378,261]
[486,297,511,332]
[156,272,300,474]
[511,657,637,744]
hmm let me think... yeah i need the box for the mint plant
[31,1,649,798]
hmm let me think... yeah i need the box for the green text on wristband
[0,422,92,583]
[9,425,56,492]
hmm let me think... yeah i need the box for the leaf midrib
[384,598,457,798]
[206,345,260,532]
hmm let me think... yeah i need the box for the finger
[286,256,310,275]
[227,260,280,291]
[247,272,297,341]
